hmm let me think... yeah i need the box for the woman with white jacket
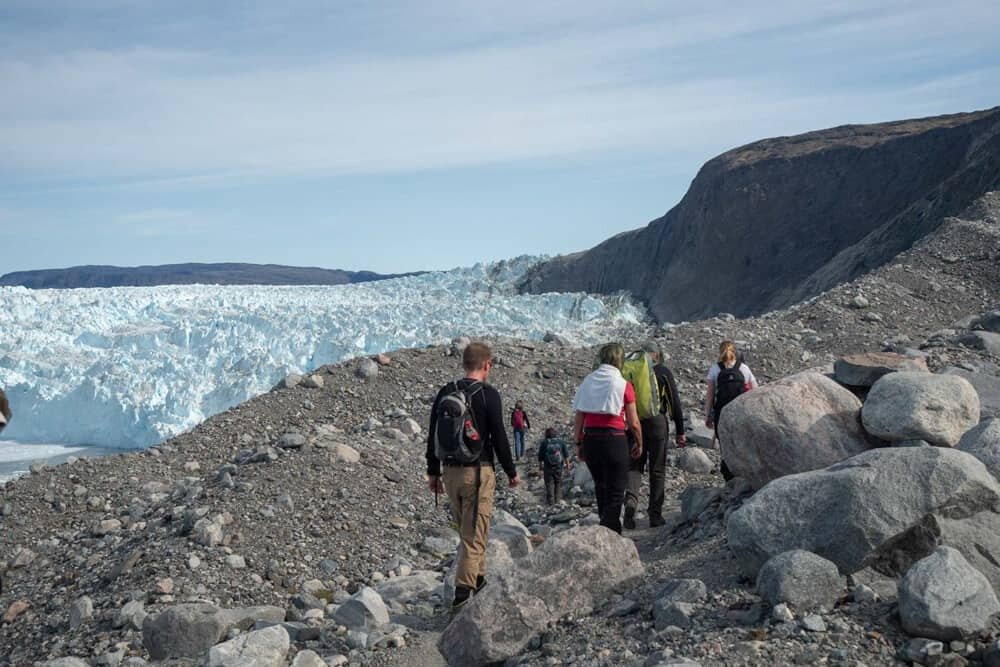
[573,343,643,534]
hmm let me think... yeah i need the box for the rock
[375,571,442,604]
[851,295,870,308]
[283,373,303,389]
[438,526,643,666]
[142,603,284,660]
[374,353,392,366]
[4,599,30,623]
[8,547,36,569]
[654,601,696,630]
[972,311,1000,333]
[399,418,421,437]
[656,579,708,604]
[756,550,843,611]
[771,603,794,622]
[226,554,247,569]
[718,371,874,489]
[421,534,460,556]
[676,447,713,474]
[331,444,360,464]
[958,419,1000,479]
[862,372,980,446]
[942,367,1000,419]
[95,518,122,535]
[834,352,929,387]
[899,638,945,664]
[278,432,307,449]
[356,359,379,380]
[301,374,325,389]
[679,486,722,524]
[957,331,1000,356]
[852,584,878,604]
[115,600,147,630]
[331,586,389,631]
[205,625,290,667]
[69,595,94,628]
[801,614,827,632]
[442,535,517,604]
[726,447,1000,577]
[291,649,327,667]
[899,546,1000,641]
[491,509,531,537]
[193,519,224,547]
[687,424,715,448]
[36,660,90,667]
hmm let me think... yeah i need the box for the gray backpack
[434,381,484,464]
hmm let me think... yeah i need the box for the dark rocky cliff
[520,108,1000,322]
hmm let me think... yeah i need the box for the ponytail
[718,340,737,366]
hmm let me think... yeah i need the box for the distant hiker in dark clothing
[0,389,10,434]
[427,342,520,613]
[573,343,643,534]
[537,427,570,505]
[704,340,759,480]
[625,341,687,529]
[510,401,531,461]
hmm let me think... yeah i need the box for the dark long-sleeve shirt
[655,364,685,435]
[426,378,517,479]
[537,437,569,468]
[0,389,10,425]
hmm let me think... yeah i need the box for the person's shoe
[649,513,665,528]
[475,575,487,593]
[623,507,636,530]
[450,586,473,615]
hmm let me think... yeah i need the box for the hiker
[510,401,531,461]
[572,343,643,534]
[537,427,570,505]
[624,341,687,529]
[704,340,758,480]
[426,341,520,613]
[0,388,10,434]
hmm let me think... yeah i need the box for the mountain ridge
[519,106,1000,323]
[0,262,424,289]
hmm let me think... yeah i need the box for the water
[0,441,123,483]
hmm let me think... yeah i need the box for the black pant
[715,407,734,481]
[583,431,631,534]
[626,414,667,517]
[543,466,563,505]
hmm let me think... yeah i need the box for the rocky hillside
[0,192,997,666]
[520,107,1000,323]
[0,263,420,289]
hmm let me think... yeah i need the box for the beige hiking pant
[443,465,496,591]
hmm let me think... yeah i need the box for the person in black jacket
[0,388,10,433]
[624,342,686,529]
[426,342,520,613]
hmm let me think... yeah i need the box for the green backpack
[621,351,659,420]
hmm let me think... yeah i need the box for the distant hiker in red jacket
[510,401,531,461]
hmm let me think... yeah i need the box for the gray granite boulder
[756,550,843,611]
[862,372,980,446]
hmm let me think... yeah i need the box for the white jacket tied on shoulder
[573,364,627,416]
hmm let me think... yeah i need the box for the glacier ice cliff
[0,258,645,448]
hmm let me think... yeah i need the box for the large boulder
[717,371,874,489]
[899,546,1000,641]
[943,367,1000,420]
[142,604,284,660]
[957,331,1000,356]
[438,526,643,666]
[205,625,290,667]
[972,311,1000,333]
[834,352,928,388]
[862,372,980,446]
[958,418,1000,479]
[726,447,1000,578]
[756,550,843,611]
[374,571,442,606]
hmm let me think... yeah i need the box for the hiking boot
[451,586,473,615]
[648,513,665,528]
[623,507,636,530]
[475,575,487,593]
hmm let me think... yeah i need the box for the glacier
[0,257,646,449]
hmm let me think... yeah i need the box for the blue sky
[1,1,998,275]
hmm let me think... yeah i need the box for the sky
[0,1,998,275]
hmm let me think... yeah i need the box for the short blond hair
[463,341,492,372]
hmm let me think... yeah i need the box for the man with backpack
[537,427,570,505]
[510,401,530,461]
[623,342,686,529]
[426,342,520,613]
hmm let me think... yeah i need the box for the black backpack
[543,438,565,468]
[714,362,746,413]
[434,381,484,464]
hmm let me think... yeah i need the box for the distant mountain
[520,107,1000,323]
[0,263,423,289]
